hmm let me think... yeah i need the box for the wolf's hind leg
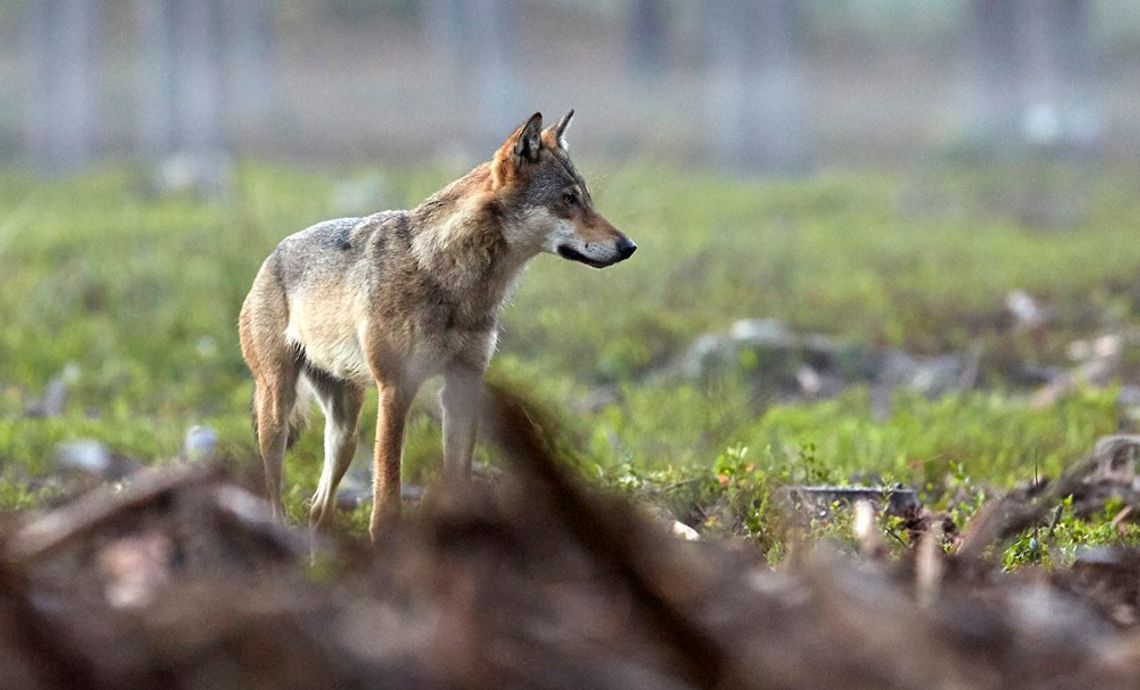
[308,371,365,531]
[239,257,302,522]
[253,365,300,521]
[442,364,482,480]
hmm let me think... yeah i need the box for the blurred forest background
[11,7,1140,684]
[6,0,1140,174]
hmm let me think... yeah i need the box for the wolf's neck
[407,163,531,305]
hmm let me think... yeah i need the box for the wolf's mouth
[557,244,615,269]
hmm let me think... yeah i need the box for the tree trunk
[969,0,1024,147]
[1017,0,1099,154]
[629,0,667,81]
[970,0,1099,156]
[137,0,230,196]
[23,0,99,173]
[422,0,519,156]
[172,0,223,154]
[137,0,176,157]
[705,0,811,174]
[219,0,279,139]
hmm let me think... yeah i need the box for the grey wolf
[238,111,636,538]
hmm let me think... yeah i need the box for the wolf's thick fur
[239,111,635,538]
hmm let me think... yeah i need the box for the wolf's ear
[544,109,574,150]
[493,112,543,188]
[511,112,544,163]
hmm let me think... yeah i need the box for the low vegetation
[3,161,1140,566]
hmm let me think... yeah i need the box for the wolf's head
[490,111,636,268]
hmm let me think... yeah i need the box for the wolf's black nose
[616,237,637,260]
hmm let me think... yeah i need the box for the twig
[1047,503,1064,537]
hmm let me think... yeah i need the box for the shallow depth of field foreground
[4,163,1140,688]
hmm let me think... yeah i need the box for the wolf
[238,111,636,539]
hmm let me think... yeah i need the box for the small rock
[1068,334,1122,362]
[730,318,795,346]
[679,332,737,380]
[195,336,218,359]
[1073,545,1135,568]
[781,484,921,519]
[1011,362,1066,387]
[54,440,113,476]
[1005,290,1047,329]
[1118,386,1140,425]
[25,364,78,418]
[671,521,700,541]
[795,365,823,397]
[574,386,619,414]
[152,151,234,200]
[678,319,874,399]
[1031,354,1121,408]
[852,500,886,558]
[878,350,969,398]
[1093,435,1140,483]
[183,426,218,463]
[336,454,372,511]
[1119,386,1140,407]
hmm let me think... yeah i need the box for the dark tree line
[20,0,1100,176]
[971,0,1098,155]
[23,0,276,178]
[23,0,98,173]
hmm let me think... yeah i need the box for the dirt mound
[4,388,1140,689]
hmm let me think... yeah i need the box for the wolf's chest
[404,326,497,379]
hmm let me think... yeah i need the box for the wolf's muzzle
[616,237,637,261]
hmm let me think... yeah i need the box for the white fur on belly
[284,322,371,382]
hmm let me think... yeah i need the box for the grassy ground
[2,161,1139,564]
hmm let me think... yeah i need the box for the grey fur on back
[273,213,409,296]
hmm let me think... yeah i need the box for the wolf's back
[272,217,364,293]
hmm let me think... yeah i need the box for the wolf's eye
[563,192,578,207]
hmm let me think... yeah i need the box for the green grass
[2,160,1140,563]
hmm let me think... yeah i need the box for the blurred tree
[970,0,1100,156]
[704,0,812,174]
[629,0,667,81]
[969,0,1023,146]
[22,0,99,174]
[1019,0,1100,153]
[138,0,222,157]
[325,0,391,23]
[422,0,518,156]
[138,0,278,196]
[220,0,279,137]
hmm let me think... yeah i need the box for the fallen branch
[4,463,213,567]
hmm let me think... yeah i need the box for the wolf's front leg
[442,364,482,480]
[370,381,414,541]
